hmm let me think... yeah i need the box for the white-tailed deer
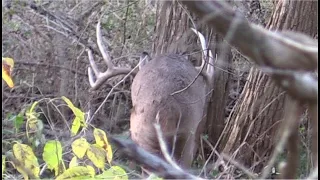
[87,21,215,169]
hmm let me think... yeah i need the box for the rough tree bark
[151,1,232,159]
[221,0,317,172]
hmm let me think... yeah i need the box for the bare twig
[180,1,318,102]
[171,28,215,96]
[14,61,87,76]
[76,1,105,21]
[28,2,102,57]
[86,61,138,125]
[221,153,257,179]
[153,123,183,171]
[109,137,202,179]
[280,119,299,179]
[261,97,302,179]
[120,0,130,56]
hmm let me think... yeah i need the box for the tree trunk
[221,0,317,172]
[152,1,232,161]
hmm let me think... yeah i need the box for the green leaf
[13,114,24,132]
[42,140,63,176]
[71,116,81,136]
[95,166,128,179]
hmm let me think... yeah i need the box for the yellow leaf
[61,96,86,136]
[93,128,113,164]
[93,128,107,148]
[42,140,63,176]
[71,116,81,136]
[55,166,95,180]
[71,138,89,159]
[16,166,29,180]
[106,144,113,165]
[86,165,95,176]
[13,143,39,179]
[25,114,38,133]
[2,57,14,67]
[29,101,39,113]
[2,66,14,88]
[69,156,78,168]
[2,155,5,178]
[95,166,128,180]
[2,57,14,88]
[86,144,106,170]
[25,101,41,141]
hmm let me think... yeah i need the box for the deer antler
[87,21,132,91]
[191,28,215,83]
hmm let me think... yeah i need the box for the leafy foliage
[93,128,113,164]
[25,101,44,147]
[2,155,6,179]
[71,138,89,159]
[56,166,95,180]
[95,166,128,179]
[61,96,86,136]
[12,142,40,180]
[3,97,127,180]
[2,57,14,88]
[42,140,64,176]
[69,156,78,168]
[87,144,106,171]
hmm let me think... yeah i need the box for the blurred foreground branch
[181,1,318,102]
[180,1,318,179]
[109,137,201,179]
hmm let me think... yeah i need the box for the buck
[87,21,215,169]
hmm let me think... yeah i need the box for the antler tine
[96,21,114,68]
[87,49,99,87]
[87,20,132,91]
[191,28,215,82]
[206,49,215,84]
[191,28,206,70]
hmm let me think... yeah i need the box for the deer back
[130,54,206,167]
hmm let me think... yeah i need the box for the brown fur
[130,54,206,168]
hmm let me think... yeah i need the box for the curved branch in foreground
[109,137,201,179]
[181,1,318,102]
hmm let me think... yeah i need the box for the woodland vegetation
[2,0,318,179]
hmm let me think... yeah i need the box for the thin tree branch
[180,1,318,102]
[109,137,202,179]
[14,61,87,76]
[261,97,302,179]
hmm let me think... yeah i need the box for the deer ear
[139,52,151,70]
